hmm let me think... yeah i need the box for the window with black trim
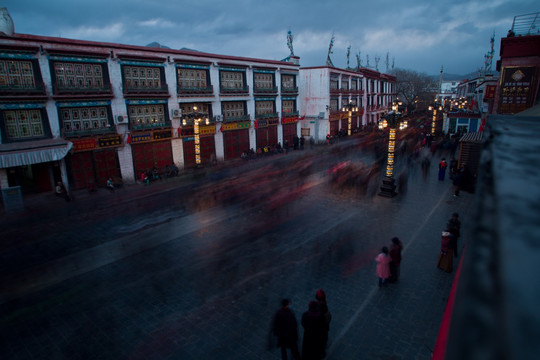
[59,106,112,137]
[0,58,45,94]
[51,61,110,94]
[1,108,49,141]
[221,101,248,121]
[127,104,168,129]
[123,65,166,92]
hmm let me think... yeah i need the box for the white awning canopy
[0,139,73,168]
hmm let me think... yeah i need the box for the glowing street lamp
[182,105,209,166]
[342,101,359,136]
[378,99,406,198]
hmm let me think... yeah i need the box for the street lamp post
[429,100,438,136]
[378,100,406,198]
[341,101,358,136]
[182,105,209,166]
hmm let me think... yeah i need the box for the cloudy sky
[4,0,539,77]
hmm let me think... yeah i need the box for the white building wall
[299,68,330,142]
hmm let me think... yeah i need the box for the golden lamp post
[378,99,407,198]
[182,105,209,166]
[341,101,359,136]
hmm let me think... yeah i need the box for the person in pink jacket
[375,246,392,287]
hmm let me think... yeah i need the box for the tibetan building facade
[0,33,300,195]
[298,66,396,142]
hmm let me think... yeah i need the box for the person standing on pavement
[315,289,331,358]
[375,246,392,287]
[437,229,454,273]
[301,300,326,360]
[438,158,448,181]
[272,299,301,360]
[447,213,461,257]
[388,237,403,283]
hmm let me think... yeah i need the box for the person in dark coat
[315,289,331,357]
[273,299,300,360]
[301,301,326,360]
[388,237,403,283]
[447,213,461,257]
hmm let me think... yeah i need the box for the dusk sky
[3,1,539,77]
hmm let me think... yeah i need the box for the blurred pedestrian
[437,229,454,273]
[272,299,300,360]
[375,246,392,287]
[421,157,430,180]
[449,157,458,180]
[315,289,331,357]
[388,237,403,283]
[447,213,461,257]
[301,300,325,360]
[452,166,463,197]
[398,168,408,195]
[438,158,448,181]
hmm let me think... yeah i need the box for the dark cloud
[3,0,538,76]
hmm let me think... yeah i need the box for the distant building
[0,19,301,194]
[298,66,396,142]
[441,75,498,135]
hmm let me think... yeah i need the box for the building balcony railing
[131,122,171,131]
[53,82,113,95]
[123,84,169,95]
[255,112,279,119]
[510,12,540,36]
[181,117,215,127]
[253,86,278,95]
[281,111,299,118]
[223,114,250,122]
[220,85,250,95]
[177,85,214,96]
[63,127,115,138]
[0,82,46,96]
[281,86,298,94]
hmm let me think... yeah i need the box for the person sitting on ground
[152,166,160,181]
[55,181,71,201]
[170,163,179,176]
[107,177,115,192]
[140,171,149,185]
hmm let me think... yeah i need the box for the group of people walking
[272,289,331,360]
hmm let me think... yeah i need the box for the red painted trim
[5,33,299,68]
[46,48,109,58]
[0,44,40,53]
[432,247,466,360]
[116,53,166,62]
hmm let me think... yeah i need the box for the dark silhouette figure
[447,213,461,257]
[273,299,300,360]
[315,289,331,357]
[301,301,326,360]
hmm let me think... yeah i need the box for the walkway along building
[0,31,301,194]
